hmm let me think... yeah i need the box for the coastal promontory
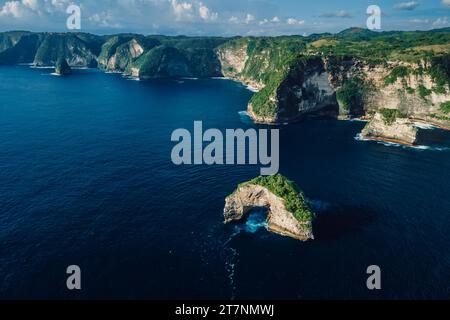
[361,109,418,145]
[224,175,314,241]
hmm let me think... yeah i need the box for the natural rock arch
[224,184,314,241]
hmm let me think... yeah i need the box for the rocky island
[361,109,418,145]
[224,175,314,241]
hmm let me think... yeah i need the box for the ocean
[1,66,450,299]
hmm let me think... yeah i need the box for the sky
[0,0,449,36]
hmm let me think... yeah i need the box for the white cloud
[0,0,70,19]
[271,16,280,23]
[89,11,123,29]
[171,0,193,21]
[228,16,238,23]
[22,0,38,11]
[433,16,449,27]
[244,13,254,24]
[287,18,305,25]
[443,0,450,7]
[0,1,30,18]
[198,2,217,21]
[394,1,420,11]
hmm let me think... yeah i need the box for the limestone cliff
[224,175,314,241]
[361,112,418,145]
[1,29,449,131]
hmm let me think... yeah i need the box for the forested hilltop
[1,28,449,126]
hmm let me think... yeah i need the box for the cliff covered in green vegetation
[1,28,449,127]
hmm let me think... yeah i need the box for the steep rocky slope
[361,111,418,145]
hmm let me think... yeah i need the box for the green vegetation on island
[238,174,314,225]
[440,101,450,114]
[379,108,407,125]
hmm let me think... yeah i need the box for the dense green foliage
[220,37,307,117]
[440,101,450,114]
[418,84,433,100]
[384,66,411,85]
[239,174,314,225]
[314,28,450,64]
[379,108,407,125]
[336,77,367,113]
[1,28,449,119]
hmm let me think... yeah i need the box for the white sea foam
[181,77,199,80]
[413,122,437,130]
[355,134,449,151]
[30,65,54,69]
[246,85,259,93]
[238,110,255,125]
[348,118,369,122]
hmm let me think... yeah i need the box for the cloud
[198,2,217,21]
[22,0,38,11]
[443,0,450,7]
[408,18,429,24]
[244,13,254,24]
[170,0,193,21]
[286,18,305,25]
[228,15,238,23]
[320,10,351,18]
[0,0,69,18]
[89,11,123,29]
[433,16,449,27]
[259,16,281,25]
[394,1,420,11]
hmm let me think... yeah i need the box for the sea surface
[1,66,450,299]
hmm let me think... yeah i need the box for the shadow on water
[416,127,450,148]
[312,205,377,241]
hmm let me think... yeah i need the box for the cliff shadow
[312,205,377,241]
[416,127,450,147]
[305,103,341,120]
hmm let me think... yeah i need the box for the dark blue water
[1,66,450,299]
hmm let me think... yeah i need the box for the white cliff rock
[361,112,418,145]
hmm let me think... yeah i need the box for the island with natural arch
[224,174,314,241]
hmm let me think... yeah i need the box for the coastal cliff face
[1,29,449,130]
[54,58,72,76]
[224,184,314,241]
[217,38,338,124]
[361,112,418,145]
[98,35,224,79]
